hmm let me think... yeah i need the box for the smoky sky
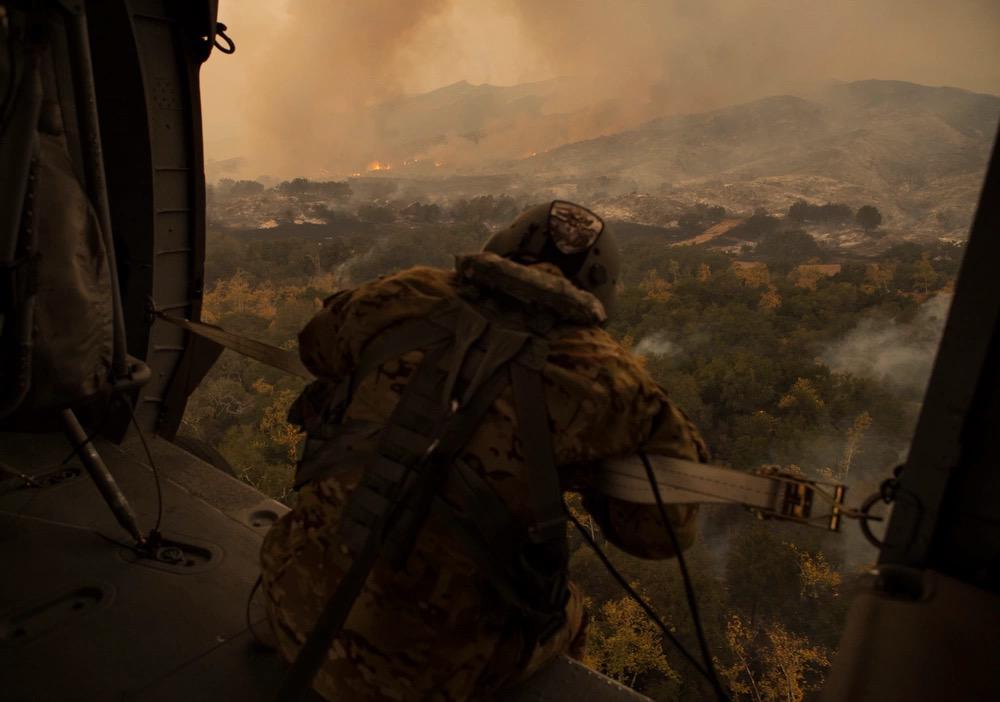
[202,0,1000,179]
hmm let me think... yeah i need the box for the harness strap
[462,326,530,406]
[280,333,517,700]
[510,360,566,544]
[439,303,489,408]
[157,313,312,380]
[332,344,450,554]
[381,363,511,567]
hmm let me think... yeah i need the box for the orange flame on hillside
[367,160,392,172]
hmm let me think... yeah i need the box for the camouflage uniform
[261,257,708,701]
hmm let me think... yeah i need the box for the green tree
[755,230,823,266]
[584,590,680,688]
[855,205,883,232]
[911,255,939,293]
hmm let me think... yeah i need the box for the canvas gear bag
[1,15,115,420]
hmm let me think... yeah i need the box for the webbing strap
[596,455,849,531]
[510,360,566,544]
[156,313,312,380]
[439,304,488,408]
[462,326,530,406]
[280,341,512,700]
[332,344,450,553]
[381,364,511,566]
[599,455,782,508]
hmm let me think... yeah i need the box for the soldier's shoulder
[549,324,640,366]
[357,265,457,299]
[548,325,664,398]
[339,266,458,317]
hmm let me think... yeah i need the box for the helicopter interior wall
[0,4,116,420]
[87,0,210,438]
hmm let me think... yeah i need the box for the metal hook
[857,491,890,548]
[214,22,236,55]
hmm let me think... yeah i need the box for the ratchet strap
[598,455,848,531]
[155,311,850,532]
[155,312,311,380]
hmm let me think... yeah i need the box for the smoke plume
[823,294,951,400]
[202,0,1000,178]
[634,334,682,359]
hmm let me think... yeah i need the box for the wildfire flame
[367,160,391,172]
[434,161,443,167]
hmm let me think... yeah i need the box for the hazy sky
[202,0,1000,179]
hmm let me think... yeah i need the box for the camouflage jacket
[260,254,709,701]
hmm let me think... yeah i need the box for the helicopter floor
[0,432,648,701]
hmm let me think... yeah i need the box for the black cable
[639,450,730,702]
[247,575,276,651]
[125,395,164,534]
[565,507,713,681]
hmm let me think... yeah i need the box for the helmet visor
[549,201,604,254]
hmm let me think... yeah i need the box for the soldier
[261,200,709,701]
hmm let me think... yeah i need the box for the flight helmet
[482,200,620,317]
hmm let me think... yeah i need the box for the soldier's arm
[581,397,708,560]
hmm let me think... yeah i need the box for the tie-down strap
[156,312,312,380]
[597,455,849,531]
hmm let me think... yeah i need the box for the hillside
[517,80,999,237]
[213,79,997,241]
[358,77,638,172]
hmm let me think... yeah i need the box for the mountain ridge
[498,79,998,236]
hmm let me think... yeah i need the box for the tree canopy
[855,205,883,232]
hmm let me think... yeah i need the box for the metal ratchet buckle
[751,468,850,532]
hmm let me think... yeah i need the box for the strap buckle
[752,468,848,532]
